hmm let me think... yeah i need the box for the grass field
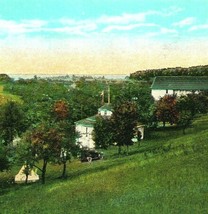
[0,84,22,105]
[0,115,208,213]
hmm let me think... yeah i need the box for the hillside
[0,115,208,213]
[0,84,22,105]
[130,65,208,81]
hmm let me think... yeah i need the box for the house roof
[98,103,113,111]
[75,115,97,127]
[151,76,208,90]
[98,103,113,112]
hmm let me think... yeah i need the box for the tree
[53,100,69,121]
[0,140,10,171]
[25,123,63,184]
[111,102,139,155]
[176,95,194,134]
[93,116,114,149]
[111,81,154,124]
[52,100,78,178]
[176,112,193,134]
[0,101,26,145]
[56,120,78,178]
[15,137,36,184]
[156,95,179,127]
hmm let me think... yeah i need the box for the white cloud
[46,23,97,35]
[160,27,177,34]
[102,23,158,33]
[0,7,185,37]
[97,13,147,24]
[0,19,47,35]
[173,17,196,28]
[189,24,208,31]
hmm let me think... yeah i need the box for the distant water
[9,74,128,80]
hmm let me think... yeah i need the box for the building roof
[75,115,97,127]
[98,103,113,111]
[151,76,208,90]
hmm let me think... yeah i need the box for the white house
[151,76,208,100]
[75,116,97,149]
[98,103,113,117]
[75,102,145,148]
[75,104,114,148]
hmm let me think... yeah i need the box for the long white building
[151,76,208,100]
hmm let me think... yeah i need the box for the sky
[0,0,208,75]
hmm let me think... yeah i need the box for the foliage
[25,123,64,184]
[0,141,10,171]
[130,64,208,81]
[0,74,12,82]
[156,95,179,127]
[56,120,78,178]
[52,100,78,178]
[111,81,154,124]
[53,100,69,121]
[175,93,208,133]
[3,79,68,127]
[93,116,114,149]
[0,101,26,145]
[111,101,139,154]
[177,112,193,134]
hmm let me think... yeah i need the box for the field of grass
[0,115,208,213]
[0,84,22,105]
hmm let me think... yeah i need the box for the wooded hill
[130,65,208,81]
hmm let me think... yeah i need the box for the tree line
[130,65,208,81]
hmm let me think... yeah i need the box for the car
[80,149,103,162]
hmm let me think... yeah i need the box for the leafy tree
[53,100,69,121]
[52,100,78,178]
[111,101,139,155]
[111,81,154,124]
[15,137,36,184]
[0,101,26,145]
[56,120,78,178]
[156,95,179,127]
[0,140,10,171]
[93,116,114,149]
[185,93,208,116]
[25,123,63,184]
[177,112,193,134]
[176,95,195,134]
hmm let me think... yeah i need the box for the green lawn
[0,115,208,213]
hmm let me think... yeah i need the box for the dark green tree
[0,140,10,171]
[111,81,154,124]
[176,95,194,134]
[111,101,139,155]
[177,112,193,134]
[0,101,26,145]
[93,116,114,149]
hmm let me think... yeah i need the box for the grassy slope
[0,115,208,213]
[0,84,22,105]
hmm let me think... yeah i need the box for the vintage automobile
[80,149,103,162]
